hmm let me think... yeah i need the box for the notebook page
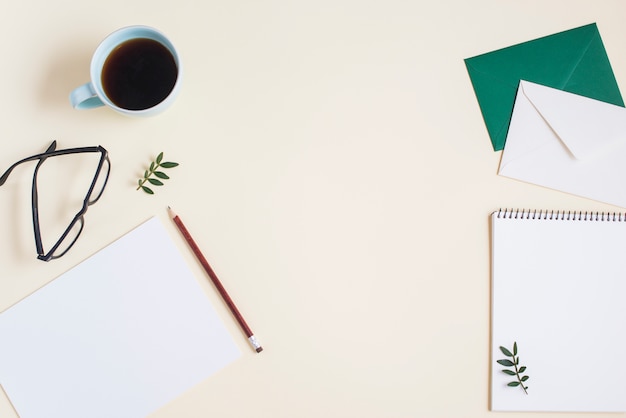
[490,210,626,412]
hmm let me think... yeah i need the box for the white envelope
[499,80,626,208]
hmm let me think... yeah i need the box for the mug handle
[69,83,104,109]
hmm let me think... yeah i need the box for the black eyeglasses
[0,141,110,261]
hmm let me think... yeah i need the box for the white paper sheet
[491,210,626,412]
[0,217,241,418]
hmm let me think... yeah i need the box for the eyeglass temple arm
[0,142,108,188]
[0,141,58,186]
[0,170,11,186]
[0,159,37,186]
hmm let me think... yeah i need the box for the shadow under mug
[69,26,182,117]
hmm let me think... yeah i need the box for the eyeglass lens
[88,156,110,205]
[47,217,85,260]
[36,152,110,260]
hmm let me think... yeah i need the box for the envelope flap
[466,23,623,152]
[520,81,626,160]
[562,26,624,107]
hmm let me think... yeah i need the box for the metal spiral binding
[495,209,626,222]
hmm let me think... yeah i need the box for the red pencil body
[168,207,263,353]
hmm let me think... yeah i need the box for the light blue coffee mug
[69,26,182,117]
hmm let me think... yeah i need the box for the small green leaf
[136,152,179,194]
[500,346,513,357]
[498,341,529,394]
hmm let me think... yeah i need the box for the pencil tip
[256,347,264,353]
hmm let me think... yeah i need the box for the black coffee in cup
[101,38,178,111]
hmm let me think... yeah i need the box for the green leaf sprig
[137,152,179,194]
[497,342,529,394]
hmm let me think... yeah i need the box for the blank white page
[491,210,626,412]
[0,217,241,418]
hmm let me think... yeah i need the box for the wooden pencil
[168,206,263,353]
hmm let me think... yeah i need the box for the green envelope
[465,23,624,151]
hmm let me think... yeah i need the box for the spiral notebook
[490,209,626,412]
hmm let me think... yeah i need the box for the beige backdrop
[1,1,625,417]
